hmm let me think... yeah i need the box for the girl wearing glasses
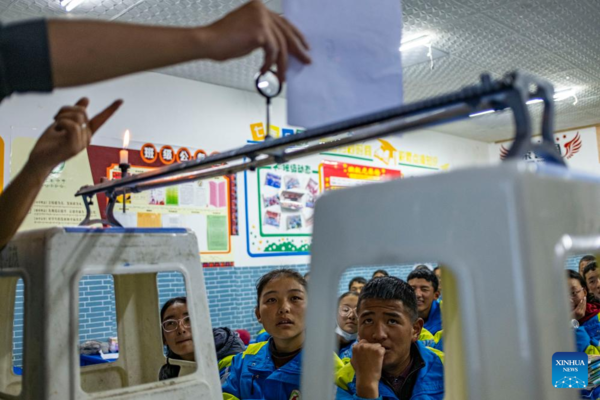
[337,292,359,361]
[567,270,600,355]
[159,296,245,381]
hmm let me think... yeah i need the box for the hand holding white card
[285,0,403,129]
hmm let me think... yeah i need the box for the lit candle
[120,129,130,164]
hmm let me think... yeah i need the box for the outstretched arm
[0,98,122,249]
[48,0,310,87]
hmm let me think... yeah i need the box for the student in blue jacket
[222,269,307,400]
[335,276,444,400]
[407,269,442,335]
[337,291,359,360]
[567,270,600,355]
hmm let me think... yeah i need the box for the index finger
[89,100,124,134]
[75,97,90,109]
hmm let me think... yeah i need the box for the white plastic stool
[304,161,590,400]
[0,227,221,400]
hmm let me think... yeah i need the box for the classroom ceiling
[0,0,599,143]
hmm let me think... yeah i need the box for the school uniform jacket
[334,341,444,400]
[222,340,343,400]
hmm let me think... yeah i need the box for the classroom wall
[1,71,498,367]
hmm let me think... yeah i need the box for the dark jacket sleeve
[0,19,53,102]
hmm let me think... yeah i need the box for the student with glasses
[337,292,359,361]
[567,270,600,356]
[159,296,245,381]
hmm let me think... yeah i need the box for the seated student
[407,269,442,335]
[372,270,389,279]
[222,269,308,399]
[349,277,367,293]
[579,255,596,276]
[159,296,245,381]
[335,276,444,400]
[584,262,600,299]
[337,292,359,360]
[567,271,600,355]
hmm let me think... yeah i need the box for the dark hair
[407,269,439,292]
[256,269,307,307]
[584,262,598,279]
[358,276,418,322]
[348,277,367,291]
[413,264,431,272]
[159,296,187,380]
[339,291,359,305]
[161,296,187,323]
[372,269,389,278]
[581,255,596,265]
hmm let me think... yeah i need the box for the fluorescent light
[554,88,577,102]
[257,81,269,89]
[400,34,434,52]
[61,0,85,11]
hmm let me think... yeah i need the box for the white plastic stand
[303,161,588,400]
[0,227,221,400]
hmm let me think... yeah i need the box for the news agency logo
[553,352,588,388]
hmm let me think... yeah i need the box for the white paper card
[285,0,403,129]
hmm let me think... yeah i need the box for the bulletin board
[242,132,451,259]
[87,144,234,266]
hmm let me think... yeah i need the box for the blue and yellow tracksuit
[253,329,271,344]
[335,341,444,400]
[418,328,443,352]
[222,341,301,400]
[222,340,344,400]
[423,300,442,336]
[575,313,600,355]
[339,341,354,361]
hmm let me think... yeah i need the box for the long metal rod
[124,101,478,194]
[75,71,560,227]
[77,73,529,199]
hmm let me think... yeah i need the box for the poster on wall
[10,137,100,228]
[489,126,600,174]
[87,144,235,266]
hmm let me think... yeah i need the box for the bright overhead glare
[554,87,577,102]
[399,34,434,52]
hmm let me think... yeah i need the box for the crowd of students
[570,255,600,356]
[156,256,600,399]
[159,266,445,399]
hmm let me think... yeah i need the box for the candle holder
[119,163,130,214]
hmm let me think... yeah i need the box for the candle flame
[123,129,130,149]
